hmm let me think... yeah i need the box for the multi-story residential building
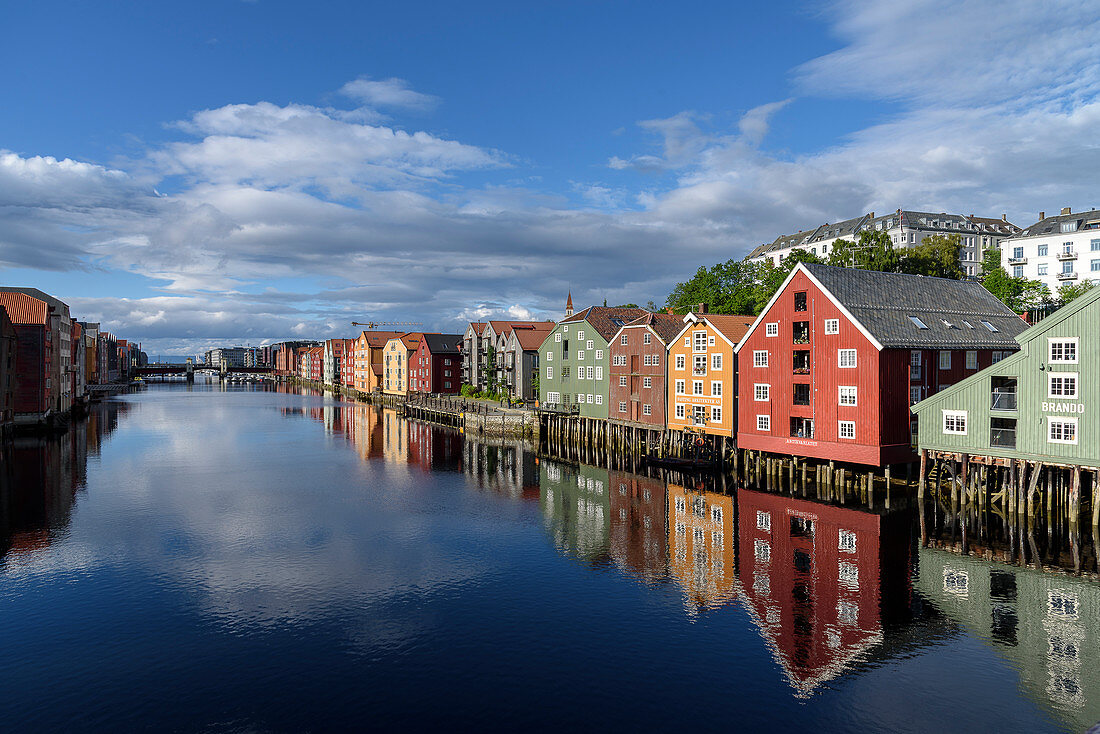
[322,338,355,387]
[208,347,253,368]
[497,322,554,401]
[998,207,1100,293]
[0,292,53,423]
[666,311,754,441]
[308,346,323,382]
[734,263,1029,466]
[912,285,1100,468]
[71,321,85,404]
[81,322,99,385]
[539,305,648,418]
[0,287,73,413]
[409,333,462,393]
[352,331,405,393]
[383,334,422,396]
[274,341,320,378]
[461,322,487,388]
[0,306,15,428]
[748,210,1020,277]
[608,312,682,431]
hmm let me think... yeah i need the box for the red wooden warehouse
[608,313,683,431]
[734,263,1028,466]
[0,292,53,422]
[410,333,463,394]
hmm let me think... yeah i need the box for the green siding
[913,288,1100,467]
[538,320,611,419]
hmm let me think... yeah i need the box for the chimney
[1061,206,1072,215]
[695,303,709,314]
[665,308,674,314]
[868,211,874,218]
[1002,214,1007,221]
[1039,211,1045,220]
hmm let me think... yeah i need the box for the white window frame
[546,366,553,380]
[838,349,856,368]
[756,415,770,432]
[711,381,722,397]
[594,366,603,381]
[711,353,722,370]
[675,404,685,419]
[594,349,603,361]
[838,420,855,439]
[620,334,628,345]
[765,323,778,337]
[643,376,652,389]
[675,354,685,370]
[1048,372,1078,399]
[555,333,562,342]
[838,385,857,406]
[1048,417,1078,444]
[753,350,768,368]
[711,406,722,423]
[547,391,560,403]
[642,404,651,416]
[693,331,707,352]
[965,351,977,370]
[939,351,951,370]
[943,410,968,435]
[619,375,627,387]
[675,379,685,395]
[754,383,769,401]
[838,530,856,552]
[1049,338,1079,364]
[594,394,601,405]
[618,401,627,413]
[692,380,704,395]
[546,350,553,362]
[643,333,651,345]
[824,318,839,334]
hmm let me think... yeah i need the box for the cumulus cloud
[6,1,1100,355]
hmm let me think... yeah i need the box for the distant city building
[748,210,1020,277]
[998,207,1100,293]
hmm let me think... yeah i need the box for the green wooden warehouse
[911,285,1100,470]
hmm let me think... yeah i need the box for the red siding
[409,340,460,394]
[608,325,668,429]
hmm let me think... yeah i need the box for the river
[0,381,1095,732]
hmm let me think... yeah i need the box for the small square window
[838,421,855,439]
[753,350,769,368]
[824,319,839,334]
[756,415,771,432]
[754,384,769,401]
[765,323,778,337]
[943,410,967,435]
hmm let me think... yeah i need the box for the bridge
[136,364,273,376]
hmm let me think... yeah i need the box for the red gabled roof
[358,330,406,348]
[512,322,555,350]
[620,313,683,343]
[0,293,48,325]
[703,314,756,343]
[469,322,486,336]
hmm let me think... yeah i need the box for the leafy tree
[482,345,497,392]
[645,300,658,312]
[827,230,901,272]
[754,249,825,312]
[1057,280,1097,304]
[900,234,964,279]
[612,303,639,308]
[980,248,1052,311]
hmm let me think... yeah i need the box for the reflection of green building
[916,547,1100,730]
[539,461,611,562]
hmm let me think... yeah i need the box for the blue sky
[3,0,1100,355]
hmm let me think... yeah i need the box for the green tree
[483,345,497,392]
[753,249,826,312]
[900,234,964,279]
[980,248,1052,311]
[612,303,639,308]
[664,257,762,315]
[1057,280,1097,304]
[827,230,901,272]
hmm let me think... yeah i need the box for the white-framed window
[910,350,922,366]
[824,318,839,334]
[838,530,856,552]
[965,351,977,370]
[642,404,651,416]
[675,404,685,419]
[578,350,585,361]
[618,376,627,387]
[675,379,685,394]
[642,376,651,389]
[756,415,770,432]
[943,410,967,434]
[643,333,651,345]
[1049,338,1079,364]
[547,391,560,403]
[1049,372,1078,398]
[1039,264,1049,276]
[555,333,562,342]
[683,336,689,347]
[594,394,602,405]
[693,331,707,352]
[711,353,722,370]
[595,366,603,381]
[618,401,627,413]
[546,350,553,362]
[910,386,922,405]
[838,421,855,439]
[753,350,768,367]
[1049,417,1078,444]
[839,386,857,406]
[652,353,660,366]
[675,354,685,370]
[578,393,587,404]
[577,330,583,340]
[939,351,951,370]
[754,383,769,401]
[693,380,704,395]
[693,354,707,375]
[546,366,553,380]
[765,323,778,337]
[838,349,856,368]
[711,406,722,423]
[595,349,603,360]
[711,381,722,397]
[620,334,628,345]
[756,510,771,531]
[708,336,715,347]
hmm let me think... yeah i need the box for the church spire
[565,291,574,318]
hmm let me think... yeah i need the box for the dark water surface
[1,382,1096,732]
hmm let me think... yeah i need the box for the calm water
[1,381,1097,733]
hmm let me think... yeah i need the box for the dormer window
[1062,221,1078,233]
[909,316,929,329]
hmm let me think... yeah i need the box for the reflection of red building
[408,420,464,471]
[735,488,910,697]
[609,471,668,582]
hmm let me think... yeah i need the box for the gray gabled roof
[1016,208,1100,238]
[803,263,1029,349]
[421,333,463,354]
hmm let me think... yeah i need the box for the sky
[3,0,1100,357]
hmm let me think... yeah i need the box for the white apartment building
[998,207,1100,293]
[747,209,1020,277]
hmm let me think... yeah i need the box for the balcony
[1057,249,1077,261]
[793,321,810,344]
[1058,270,1078,281]
[991,377,1017,411]
[1007,256,1027,265]
[793,350,810,375]
[692,366,707,376]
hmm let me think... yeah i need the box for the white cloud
[340,76,440,111]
